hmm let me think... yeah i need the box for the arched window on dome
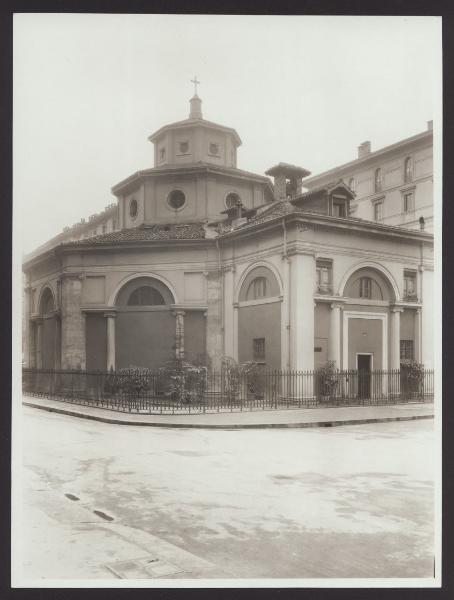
[127,286,166,306]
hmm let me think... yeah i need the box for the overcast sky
[14,14,441,255]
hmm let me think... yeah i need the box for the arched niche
[115,276,175,307]
[39,287,55,316]
[238,266,281,303]
[343,267,396,302]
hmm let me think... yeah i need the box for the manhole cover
[105,556,185,579]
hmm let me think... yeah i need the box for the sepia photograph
[12,13,442,587]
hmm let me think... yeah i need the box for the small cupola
[189,94,203,120]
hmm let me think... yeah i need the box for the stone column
[173,310,185,360]
[327,303,342,367]
[390,307,403,370]
[54,315,62,370]
[105,312,116,371]
[232,302,239,362]
[35,317,43,369]
[414,308,421,363]
[281,255,290,371]
[61,274,86,370]
[289,252,315,372]
[223,266,235,358]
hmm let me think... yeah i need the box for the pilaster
[61,274,86,370]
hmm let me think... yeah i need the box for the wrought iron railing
[22,367,434,414]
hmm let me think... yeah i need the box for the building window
[247,277,267,300]
[127,286,165,306]
[348,177,355,192]
[159,147,166,162]
[403,191,414,213]
[253,338,265,361]
[373,201,383,221]
[316,259,332,294]
[179,141,189,154]
[404,157,413,183]
[404,271,417,300]
[374,168,382,193]
[359,277,372,299]
[102,223,107,234]
[400,340,414,361]
[209,142,219,155]
[332,201,347,217]
[225,192,241,209]
[112,219,117,230]
[129,199,138,219]
[167,189,186,210]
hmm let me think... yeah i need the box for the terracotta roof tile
[65,222,207,246]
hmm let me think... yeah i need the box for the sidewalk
[23,395,434,429]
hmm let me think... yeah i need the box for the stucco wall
[238,302,281,370]
[348,318,383,370]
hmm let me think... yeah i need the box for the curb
[23,400,434,430]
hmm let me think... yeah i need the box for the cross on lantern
[191,76,201,95]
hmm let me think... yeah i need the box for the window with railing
[316,259,333,294]
[403,271,417,301]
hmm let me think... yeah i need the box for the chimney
[358,141,371,159]
[427,120,433,131]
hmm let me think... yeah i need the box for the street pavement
[14,406,435,583]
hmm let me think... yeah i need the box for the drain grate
[93,509,114,521]
[65,493,80,501]
[105,556,185,579]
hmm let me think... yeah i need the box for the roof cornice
[111,163,273,196]
[304,129,433,187]
[148,118,242,146]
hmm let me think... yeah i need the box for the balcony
[316,284,333,295]
[402,292,419,303]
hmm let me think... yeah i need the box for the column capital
[233,302,239,309]
[330,302,343,310]
[173,310,186,317]
[104,311,117,319]
[390,306,404,313]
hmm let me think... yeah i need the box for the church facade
[22,94,434,378]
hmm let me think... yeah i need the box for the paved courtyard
[15,407,435,582]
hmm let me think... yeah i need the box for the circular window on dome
[225,192,241,209]
[167,190,186,211]
[129,198,138,219]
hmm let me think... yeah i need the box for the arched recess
[112,275,177,369]
[108,272,179,307]
[235,261,283,303]
[37,286,60,370]
[338,261,400,302]
[236,263,282,370]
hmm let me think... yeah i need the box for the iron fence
[22,367,434,415]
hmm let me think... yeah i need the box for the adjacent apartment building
[302,122,433,232]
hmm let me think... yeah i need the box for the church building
[22,90,434,378]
